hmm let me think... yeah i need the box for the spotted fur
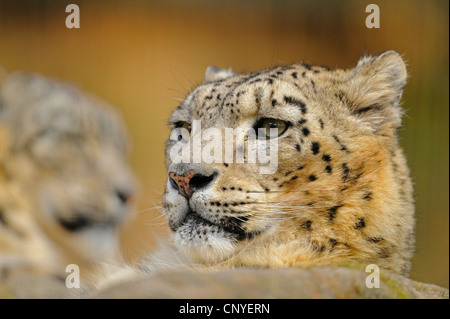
[161,51,415,274]
[0,72,135,279]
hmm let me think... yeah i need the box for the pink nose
[169,171,196,199]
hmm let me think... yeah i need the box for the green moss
[380,273,410,299]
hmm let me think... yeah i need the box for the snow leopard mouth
[169,210,261,241]
[57,214,119,232]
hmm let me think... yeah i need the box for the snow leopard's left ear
[345,51,407,137]
[203,66,236,83]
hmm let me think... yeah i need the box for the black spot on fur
[301,220,312,231]
[311,240,325,253]
[369,237,384,244]
[297,119,307,125]
[309,175,317,181]
[295,144,301,151]
[355,217,366,229]
[291,72,298,79]
[329,238,338,251]
[325,165,332,174]
[332,135,350,153]
[271,99,277,107]
[363,191,373,201]
[297,165,304,170]
[342,164,350,181]
[328,205,343,222]
[335,91,345,102]
[284,96,307,114]
[319,119,324,129]
[311,142,320,155]
[302,127,310,136]
[355,104,379,115]
[322,154,331,162]
[302,63,312,70]
[249,78,262,84]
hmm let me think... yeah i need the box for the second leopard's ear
[344,51,408,137]
[203,66,236,83]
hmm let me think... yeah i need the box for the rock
[90,265,449,299]
[0,264,447,299]
[0,273,76,299]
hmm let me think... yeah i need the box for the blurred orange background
[0,0,448,288]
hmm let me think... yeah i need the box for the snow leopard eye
[255,118,290,139]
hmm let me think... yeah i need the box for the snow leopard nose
[169,171,216,199]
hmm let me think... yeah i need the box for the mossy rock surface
[92,266,448,299]
[1,265,448,299]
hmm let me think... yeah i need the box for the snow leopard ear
[345,51,407,137]
[203,66,236,83]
